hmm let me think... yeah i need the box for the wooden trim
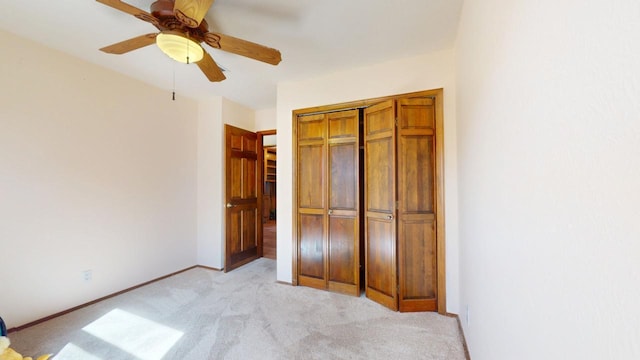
[445,313,471,360]
[291,88,447,314]
[292,89,443,117]
[197,265,223,271]
[257,129,277,136]
[323,114,329,291]
[257,129,276,258]
[7,266,198,333]
[257,132,265,259]
[291,113,299,286]
[433,89,446,314]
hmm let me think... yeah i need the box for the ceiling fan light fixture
[156,31,204,64]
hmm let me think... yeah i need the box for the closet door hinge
[396,201,399,210]
[395,118,398,127]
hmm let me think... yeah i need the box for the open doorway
[259,130,277,260]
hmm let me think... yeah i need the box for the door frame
[291,89,446,313]
[257,129,277,258]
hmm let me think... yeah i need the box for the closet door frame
[291,88,446,314]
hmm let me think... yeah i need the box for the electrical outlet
[83,270,92,282]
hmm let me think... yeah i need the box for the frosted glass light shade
[156,31,204,64]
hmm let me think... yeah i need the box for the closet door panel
[364,100,398,311]
[366,218,395,294]
[397,97,438,312]
[399,219,437,298]
[328,216,357,291]
[329,110,359,138]
[298,114,326,142]
[400,136,434,213]
[327,109,360,296]
[330,143,357,210]
[398,98,435,129]
[298,213,325,285]
[365,138,394,212]
[297,113,327,290]
[298,144,325,209]
[365,103,394,136]
[365,217,396,309]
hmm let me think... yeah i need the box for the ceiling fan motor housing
[150,0,175,17]
[150,0,208,42]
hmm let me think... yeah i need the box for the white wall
[221,98,255,132]
[197,97,224,268]
[456,0,640,358]
[255,108,277,131]
[0,30,199,327]
[196,97,255,269]
[276,49,460,313]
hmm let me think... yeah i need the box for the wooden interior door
[327,109,360,296]
[225,124,262,272]
[296,114,327,289]
[397,97,438,311]
[364,100,398,310]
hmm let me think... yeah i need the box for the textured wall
[456,0,640,358]
[0,30,199,327]
[197,97,225,269]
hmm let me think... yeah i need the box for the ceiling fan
[96,0,282,82]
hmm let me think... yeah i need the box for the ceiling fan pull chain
[172,62,176,101]
[187,38,191,64]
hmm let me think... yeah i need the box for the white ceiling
[0,0,463,110]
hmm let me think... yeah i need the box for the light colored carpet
[9,259,466,360]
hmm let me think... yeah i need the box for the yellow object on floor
[0,336,51,360]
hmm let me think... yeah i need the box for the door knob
[328,209,333,215]
[386,214,394,220]
[226,203,236,208]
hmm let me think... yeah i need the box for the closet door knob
[386,214,394,220]
[328,209,333,215]
[226,203,236,208]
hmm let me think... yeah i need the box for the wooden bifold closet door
[362,96,439,312]
[296,109,360,296]
[294,89,443,313]
[363,100,398,310]
[395,97,438,312]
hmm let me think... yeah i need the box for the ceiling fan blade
[96,0,159,26]
[197,51,226,82]
[174,0,215,28]
[100,33,158,54]
[205,32,282,65]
